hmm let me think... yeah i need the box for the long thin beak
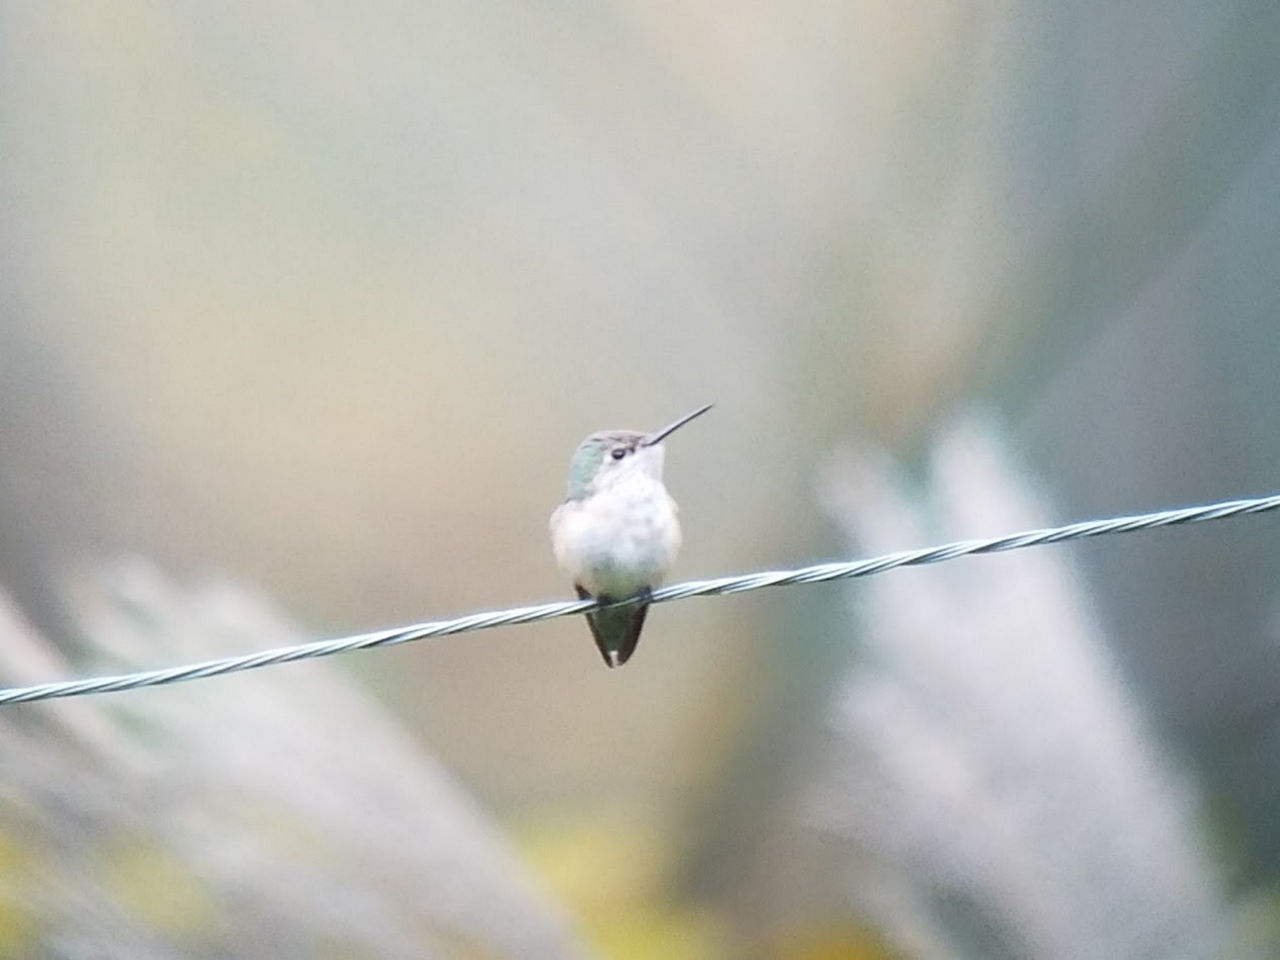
[641,402,714,446]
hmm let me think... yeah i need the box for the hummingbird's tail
[576,586,650,667]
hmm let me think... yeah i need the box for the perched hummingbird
[550,403,713,667]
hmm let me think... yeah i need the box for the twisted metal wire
[2,492,1278,706]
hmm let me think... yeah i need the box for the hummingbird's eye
[610,447,628,461]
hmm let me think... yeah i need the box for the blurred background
[2,1,1280,957]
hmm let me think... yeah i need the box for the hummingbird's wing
[575,586,650,668]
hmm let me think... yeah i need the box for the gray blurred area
[2,1,1280,957]
[0,565,591,959]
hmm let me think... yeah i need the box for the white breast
[550,476,681,598]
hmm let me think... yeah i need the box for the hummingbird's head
[565,431,658,500]
[562,403,713,501]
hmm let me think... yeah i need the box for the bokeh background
[2,1,1280,957]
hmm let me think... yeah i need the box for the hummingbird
[550,403,713,667]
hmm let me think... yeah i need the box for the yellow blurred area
[94,833,219,938]
[772,921,897,960]
[517,813,673,921]
[516,813,897,960]
[0,833,40,955]
[515,813,725,958]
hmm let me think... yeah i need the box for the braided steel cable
[1,492,1277,705]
